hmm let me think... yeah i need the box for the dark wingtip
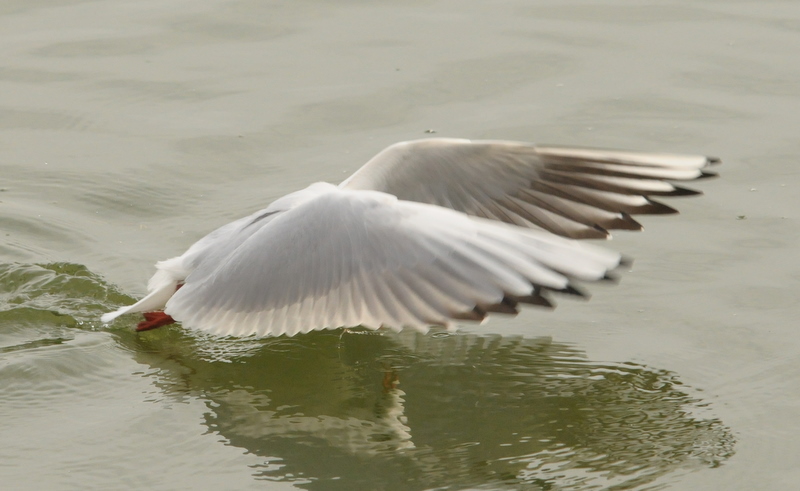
[509,291,554,309]
[554,284,589,299]
[670,185,703,197]
[451,308,487,322]
[642,199,679,215]
[572,226,610,239]
[481,298,519,315]
[699,170,719,179]
[601,272,620,283]
[610,213,643,231]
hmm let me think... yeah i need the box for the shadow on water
[1,263,735,490]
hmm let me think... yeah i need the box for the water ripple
[124,329,736,490]
[0,263,735,490]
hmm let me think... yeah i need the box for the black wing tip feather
[452,308,487,322]
[699,170,719,179]
[572,226,610,239]
[474,271,629,321]
[608,213,643,231]
[480,297,519,315]
[538,283,590,300]
[667,185,703,197]
[559,284,590,299]
[601,272,621,283]
[507,292,555,310]
[591,224,611,238]
[643,198,679,215]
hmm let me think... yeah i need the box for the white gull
[102,138,719,337]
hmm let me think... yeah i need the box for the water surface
[2,1,799,490]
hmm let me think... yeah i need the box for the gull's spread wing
[164,185,622,337]
[341,138,720,239]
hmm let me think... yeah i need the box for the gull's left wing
[340,138,719,239]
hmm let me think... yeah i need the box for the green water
[1,263,733,490]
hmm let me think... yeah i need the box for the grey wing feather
[340,138,720,239]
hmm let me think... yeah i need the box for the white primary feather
[103,138,719,337]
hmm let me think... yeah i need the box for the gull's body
[102,138,719,337]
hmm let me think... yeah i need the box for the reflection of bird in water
[207,385,415,456]
[0,259,735,491]
[126,328,734,490]
[102,139,719,337]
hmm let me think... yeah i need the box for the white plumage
[102,138,719,337]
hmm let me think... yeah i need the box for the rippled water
[1,263,734,490]
[2,1,799,490]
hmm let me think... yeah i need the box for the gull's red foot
[137,311,176,332]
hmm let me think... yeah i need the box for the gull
[102,138,719,337]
